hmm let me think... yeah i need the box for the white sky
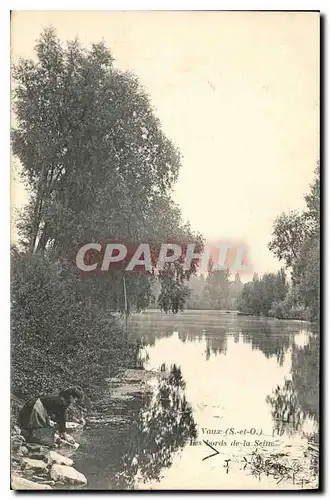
[10,11,320,275]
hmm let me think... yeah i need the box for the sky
[10,11,320,275]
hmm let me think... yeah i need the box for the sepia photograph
[10,10,320,491]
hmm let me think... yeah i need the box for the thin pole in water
[123,276,128,338]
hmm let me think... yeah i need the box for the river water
[74,311,319,490]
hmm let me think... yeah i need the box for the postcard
[11,10,320,491]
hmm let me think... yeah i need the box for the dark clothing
[19,394,70,434]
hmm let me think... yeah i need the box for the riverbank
[10,315,144,490]
[12,312,319,490]
[11,421,87,490]
[148,307,316,322]
[11,366,164,490]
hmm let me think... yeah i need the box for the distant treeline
[237,269,289,318]
[150,270,243,311]
[234,165,320,322]
[152,165,319,322]
[185,271,243,310]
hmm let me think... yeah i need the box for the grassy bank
[11,250,142,407]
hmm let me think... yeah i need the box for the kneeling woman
[18,387,84,442]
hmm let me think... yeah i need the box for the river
[74,310,319,490]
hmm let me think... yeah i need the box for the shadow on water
[264,334,319,487]
[74,312,319,490]
[115,364,197,489]
[266,334,319,435]
[129,312,311,364]
[75,364,197,490]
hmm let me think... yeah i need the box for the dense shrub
[11,249,139,400]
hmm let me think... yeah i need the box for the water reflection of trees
[178,330,204,344]
[132,328,174,347]
[291,335,319,423]
[179,326,229,359]
[266,334,319,437]
[240,324,293,366]
[134,324,229,360]
[130,314,311,365]
[113,364,197,489]
[266,379,305,436]
[261,334,319,488]
[204,333,228,359]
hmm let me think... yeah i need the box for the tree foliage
[237,269,289,316]
[240,164,320,322]
[12,28,202,315]
[11,29,203,399]
[268,211,307,268]
[185,271,243,310]
[11,247,140,399]
[12,29,180,254]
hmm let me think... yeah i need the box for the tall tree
[12,28,203,314]
[237,270,288,317]
[268,164,320,321]
[12,28,181,254]
[204,268,230,310]
[304,162,320,237]
[268,211,308,268]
